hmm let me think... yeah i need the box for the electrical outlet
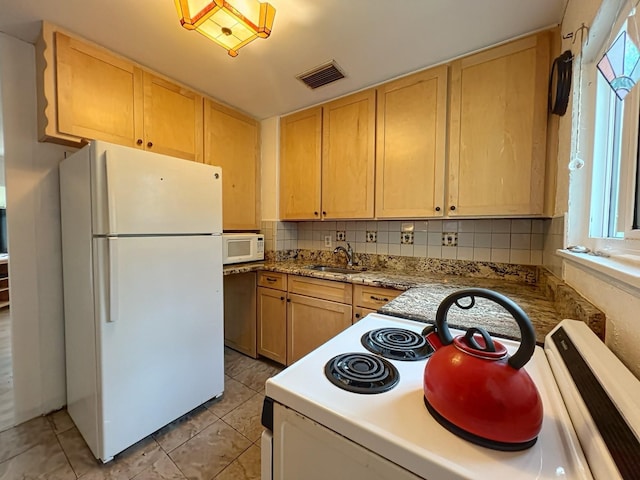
[442,232,458,247]
[324,235,332,247]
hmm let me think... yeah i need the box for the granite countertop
[223,258,605,345]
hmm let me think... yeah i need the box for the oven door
[261,429,273,480]
[269,402,421,480]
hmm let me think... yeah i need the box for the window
[590,15,640,245]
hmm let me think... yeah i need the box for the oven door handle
[261,396,274,430]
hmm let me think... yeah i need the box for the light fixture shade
[175,0,275,57]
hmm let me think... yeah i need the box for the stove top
[360,327,433,361]
[324,352,399,394]
[266,314,592,479]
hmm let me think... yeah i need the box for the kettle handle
[435,288,536,370]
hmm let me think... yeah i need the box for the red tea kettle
[422,288,543,451]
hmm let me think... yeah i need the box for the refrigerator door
[93,234,223,460]
[89,141,222,235]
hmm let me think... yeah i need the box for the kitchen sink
[305,265,366,274]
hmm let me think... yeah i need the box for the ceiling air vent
[297,61,346,89]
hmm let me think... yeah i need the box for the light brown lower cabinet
[353,306,376,323]
[287,293,352,365]
[223,272,257,358]
[257,286,288,365]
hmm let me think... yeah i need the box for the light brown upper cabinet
[375,66,447,218]
[322,90,376,219]
[279,107,322,220]
[447,32,550,216]
[279,90,375,220]
[48,31,143,147]
[142,72,203,162]
[38,24,204,162]
[204,100,260,230]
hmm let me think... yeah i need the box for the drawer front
[258,271,287,290]
[353,284,400,309]
[288,275,352,304]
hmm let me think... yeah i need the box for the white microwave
[222,233,265,265]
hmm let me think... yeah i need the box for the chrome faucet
[333,243,354,266]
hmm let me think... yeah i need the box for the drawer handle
[370,295,389,302]
[265,277,278,282]
[355,313,361,318]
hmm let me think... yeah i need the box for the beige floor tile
[169,419,251,480]
[0,416,54,463]
[57,427,101,477]
[221,394,265,443]
[205,377,255,418]
[213,444,261,480]
[0,435,76,480]
[153,405,218,453]
[129,455,186,480]
[76,436,166,480]
[224,351,259,378]
[232,361,282,392]
[47,408,75,435]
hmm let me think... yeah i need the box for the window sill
[557,249,640,296]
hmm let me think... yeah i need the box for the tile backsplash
[261,218,566,267]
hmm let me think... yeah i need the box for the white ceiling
[0,0,567,120]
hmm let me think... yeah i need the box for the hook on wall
[563,23,590,47]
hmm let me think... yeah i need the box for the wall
[263,218,550,266]
[0,32,69,424]
[558,0,640,377]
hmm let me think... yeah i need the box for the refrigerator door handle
[107,237,118,323]
[105,150,118,235]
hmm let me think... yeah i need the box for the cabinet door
[353,307,376,324]
[55,32,143,147]
[224,272,257,358]
[322,90,376,219]
[257,287,287,365]
[204,100,260,230]
[279,107,322,220]
[376,66,447,218]
[448,32,550,216]
[142,72,204,162]
[287,294,352,365]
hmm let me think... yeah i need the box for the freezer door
[93,235,223,460]
[89,141,222,235]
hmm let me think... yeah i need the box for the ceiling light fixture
[174,0,276,57]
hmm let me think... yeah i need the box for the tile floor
[0,347,283,480]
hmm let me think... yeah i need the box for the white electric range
[261,313,640,480]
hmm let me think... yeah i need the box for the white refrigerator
[59,140,224,462]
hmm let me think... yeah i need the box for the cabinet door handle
[322,211,327,216]
[435,206,441,212]
[355,313,361,318]
[280,296,285,301]
[265,277,277,283]
[136,139,143,145]
[450,205,456,211]
[287,298,291,303]
[147,141,153,148]
[370,295,389,302]
[314,211,319,216]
